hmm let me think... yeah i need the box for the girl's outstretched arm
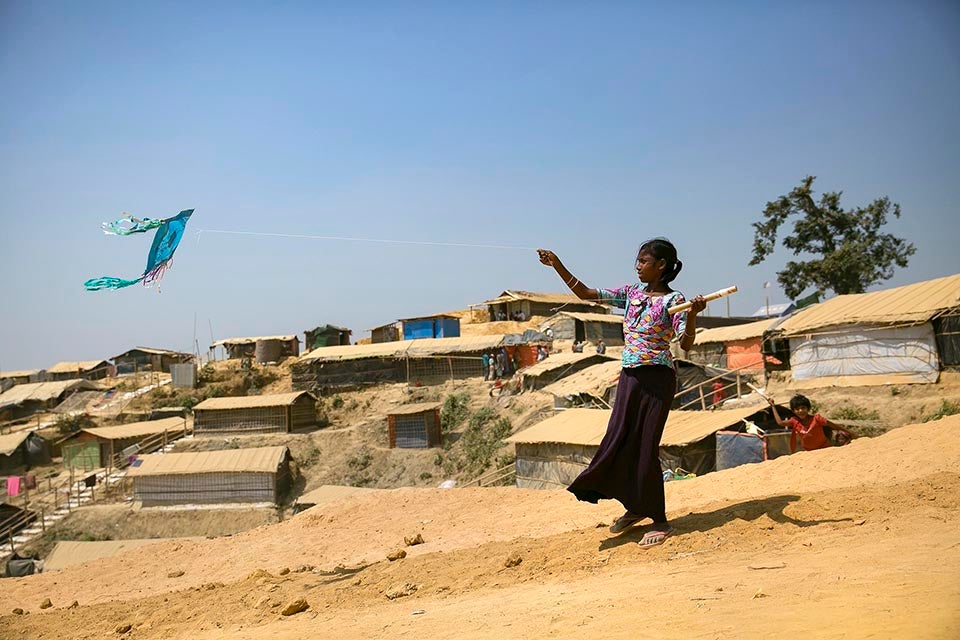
[537,249,599,302]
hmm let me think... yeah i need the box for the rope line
[195,228,537,251]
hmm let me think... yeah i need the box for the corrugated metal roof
[0,370,41,379]
[506,405,782,448]
[211,335,298,347]
[541,360,623,398]
[483,290,608,307]
[388,402,441,416]
[299,335,506,363]
[47,360,110,374]
[296,484,380,507]
[0,431,30,457]
[193,391,313,411]
[520,351,615,377]
[0,379,98,405]
[775,273,960,336]
[693,318,780,345]
[547,311,622,323]
[125,445,288,476]
[397,314,459,322]
[44,539,185,571]
[80,417,187,441]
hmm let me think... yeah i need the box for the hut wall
[194,407,289,435]
[289,396,317,430]
[388,409,441,449]
[132,471,278,505]
[934,314,960,368]
[406,354,484,383]
[514,442,597,489]
[545,317,576,341]
[586,321,624,345]
[371,325,399,343]
[291,358,405,391]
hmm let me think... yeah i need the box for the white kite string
[195,228,537,251]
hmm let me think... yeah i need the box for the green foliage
[829,405,880,421]
[54,413,97,436]
[922,400,960,423]
[460,408,512,475]
[440,393,470,433]
[331,395,344,409]
[749,176,915,299]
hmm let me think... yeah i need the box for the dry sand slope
[3,415,960,639]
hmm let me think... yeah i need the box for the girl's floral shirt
[597,285,687,368]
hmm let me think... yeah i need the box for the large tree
[749,176,916,300]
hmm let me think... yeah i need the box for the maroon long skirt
[567,365,675,522]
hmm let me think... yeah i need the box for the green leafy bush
[440,393,470,433]
[922,400,960,423]
[829,405,880,421]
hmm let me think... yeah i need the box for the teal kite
[84,209,194,291]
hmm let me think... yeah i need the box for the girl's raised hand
[537,249,559,267]
[688,294,707,314]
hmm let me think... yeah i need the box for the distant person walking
[538,238,705,548]
[596,338,606,355]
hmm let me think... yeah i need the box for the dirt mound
[2,416,959,639]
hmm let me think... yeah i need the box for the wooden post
[699,384,706,410]
[40,507,45,533]
[448,357,454,382]
[736,371,742,399]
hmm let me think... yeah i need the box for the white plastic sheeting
[789,323,940,382]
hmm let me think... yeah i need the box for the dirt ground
[2,414,959,639]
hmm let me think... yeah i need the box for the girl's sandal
[638,527,672,548]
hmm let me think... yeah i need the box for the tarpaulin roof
[506,405,785,448]
[387,402,441,415]
[126,445,288,476]
[44,539,189,571]
[211,335,299,348]
[47,360,111,374]
[0,431,31,457]
[545,311,622,324]
[299,335,506,363]
[482,290,608,308]
[193,392,314,411]
[112,346,194,358]
[0,370,41,379]
[520,351,616,378]
[775,273,960,336]
[80,417,187,440]
[693,318,780,345]
[0,379,97,406]
[541,360,623,398]
[296,484,380,507]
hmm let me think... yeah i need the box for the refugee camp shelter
[399,315,461,340]
[483,290,608,322]
[126,445,291,505]
[60,417,189,469]
[46,360,112,381]
[0,379,98,420]
[211,335,300,362]
[291,335,507,390]
[0,370,44,388]
[0,503,37,544]
[387,402,442,449]
[519,351,616,391]
[686,318,780,372]
[304,325,352,351]
[674,359,746,410]
[768,273,960,386]
[112,347,194,374]
[192,392,317,435]
[506,404,790,487]
[293,484,380,512]
[43,539,181,571]
[539,312,624,345]
[0,431,52,473]
[369,322,400,344]
[541,360,623,408]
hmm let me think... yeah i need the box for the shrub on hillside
[922,400,960,423]
[440,393,470,433]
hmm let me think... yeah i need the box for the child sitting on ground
[767,394,857,452]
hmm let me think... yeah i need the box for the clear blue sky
[1,2,958,370]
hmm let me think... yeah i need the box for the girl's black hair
[638,237,683,284]
[789,394,812,411]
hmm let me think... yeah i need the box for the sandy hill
[2,415,959,639]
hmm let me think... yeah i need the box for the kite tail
[101,215,163,236]
[141,259,172,286]
[83,275,145,291]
